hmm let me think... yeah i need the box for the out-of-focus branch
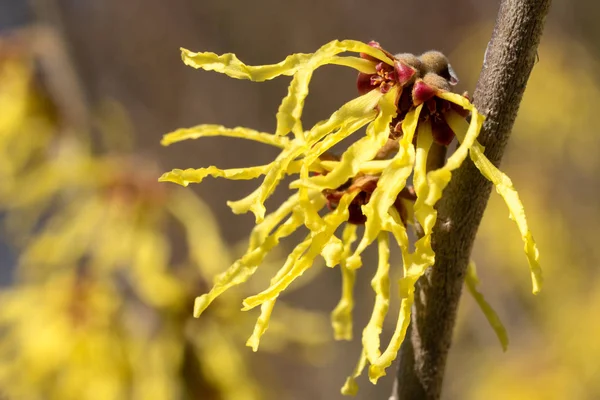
[393,0,552,398]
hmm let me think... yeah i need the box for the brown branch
[393,0,552,399]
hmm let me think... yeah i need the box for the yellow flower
[0,40,55,195]
[160,39,542,393]
[0,54,329,398]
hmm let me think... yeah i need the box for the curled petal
[275,41,388,139]
[368,280,414,383]
[328,56,378,74]
[341,351,368,396]
[302,86,398,191]
[366,208,412,382]
[249,193,300,248]
[158,165,271,187]
[466,262,509,351]
[348,104,422,270]
[246,237,312,351]
[227,146,303,222]
[331,224,358,341]
[180,47,311,81]
[444,108,542,294]
[182,40,392,80]
[161,124,289,148]
[230,89,382,222]
[193,209,305,317]
[241,191,359,310]
[362,232,391,363]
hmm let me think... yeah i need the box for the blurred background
[0,0,599,399]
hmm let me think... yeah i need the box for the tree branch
[393,0,552,398]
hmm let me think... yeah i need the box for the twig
[393,0,552,398]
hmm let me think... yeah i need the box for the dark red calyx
[412,80,438,105]
[431,117,455,146]
[357,72,377,94]
[394,61,416,85]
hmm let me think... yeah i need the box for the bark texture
[393,0,552,398]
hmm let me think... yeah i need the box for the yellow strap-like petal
[245,239,311,351]
[193,209,304,317]
[302,87,398,191]
[369,281,415,383]
[366,208,413,383]
[159,165,272,187]
[320,159,392,175]
[247,191,324,250]
[331,224,358,341]
[230,89,382,222]
[328,56,378,74]
[425,96,485,207]
[341,351,368,396]
[411,119,435,246]
[181,40,392,81]
[180,48,312,81]
[445,110,542,294]
[160,124,289,147]
[362,232,391,363]
[227,145,305,222]
[321,235,344,267]
[249,193,299,249]
[241,191,358,310]
[466,261,509,351]
[274,44,381,138]
[304,117,375,168]
[347,104,422,270]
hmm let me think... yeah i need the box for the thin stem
[393,0,552,398]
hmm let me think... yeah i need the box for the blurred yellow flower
[0,47,328,399]
[0,40,56,195]
[161,39,541,393]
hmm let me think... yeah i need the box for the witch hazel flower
[160,39,542,394]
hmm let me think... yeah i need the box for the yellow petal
[362,232,391,363]
[241,191,359,310]
[328,56,378,74]
[465,261,509,351]
[321,235,344,268]
[425,101,485,207]
[159,165,272,187]
[367,208,413,383]
[411,120,436,265]
[246,236,313,351]
[445,110,542,294]
[347,104,422,270]
[227,145,304,222]
[320,159,392,175]
[229,89,382,222]
[180,47,312,81]
[161,124,289,147]
[302,87,398,191]
[249,193,299,248]
[193,208,305,317]
[331,224,358,341]
[341,351,368,396]
[368,283,414,383]
[181,40,392,81]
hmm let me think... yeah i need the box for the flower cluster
[160,39,542,393]
[0,40,328,400]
